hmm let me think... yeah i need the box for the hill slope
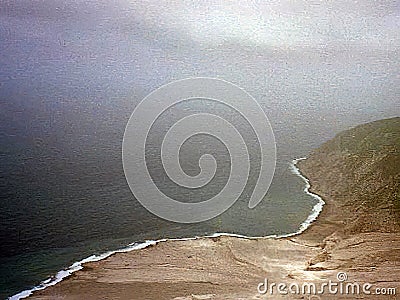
[300,117,399,235]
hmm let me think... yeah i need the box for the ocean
[0,1,399,298]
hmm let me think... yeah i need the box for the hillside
[299,117,399,235]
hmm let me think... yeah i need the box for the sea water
[1,2,398,298]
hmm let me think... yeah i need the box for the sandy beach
[27,119,400,300]
[27,175,399,299]
[26,200,399,299]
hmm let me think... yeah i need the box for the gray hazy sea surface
[0,1,399,298]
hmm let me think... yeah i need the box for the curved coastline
[10,157,325,300]
[289,157,326,235]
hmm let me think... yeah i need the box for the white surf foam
[9,157,325,299]
[8,240,158,300]
[288,157,325,236]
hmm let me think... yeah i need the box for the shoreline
[10,158,326,300]
[18,149,400,299]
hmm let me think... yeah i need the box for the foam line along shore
[9,158,325,300]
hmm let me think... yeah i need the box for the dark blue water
[1,1,399,298]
